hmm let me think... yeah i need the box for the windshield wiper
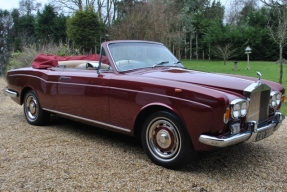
[173,61,181,65]
[152,61,169,68]
[172,61,185,68]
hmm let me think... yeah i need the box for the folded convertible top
[32,54,108,69]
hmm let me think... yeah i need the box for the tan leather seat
[58,60,90,68]
[76,62,110,69]
[57,60,110,69]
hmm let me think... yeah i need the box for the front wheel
[141,111,196,169]
[23,90,50,125]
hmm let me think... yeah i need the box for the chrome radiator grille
[244,83,271,123]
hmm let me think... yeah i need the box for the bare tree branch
[262,0,287,84]
[213,43,237,65]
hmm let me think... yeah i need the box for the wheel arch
[20,86,34,105]
[133,104,186,138]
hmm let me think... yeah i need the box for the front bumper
[198,112,285,147]
[5,88,18,98]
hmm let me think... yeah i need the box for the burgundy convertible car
[5,40,285,169]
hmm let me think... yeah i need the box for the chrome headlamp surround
[270,91,282,108]
[230,99,249,119]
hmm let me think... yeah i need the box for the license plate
[256,128,274,141]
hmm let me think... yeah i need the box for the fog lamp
[230,123,240,135]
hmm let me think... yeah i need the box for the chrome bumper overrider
[5,88,18,98]
[199,112,285,147]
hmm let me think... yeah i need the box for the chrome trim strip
[5,88,18,98]
[107,41,163,72]
[199,132,251,147]
[243,82,271,98]
[43,108,131,133]
[8,74,211,109]
[199,112,284,147]
[244,83,271,123]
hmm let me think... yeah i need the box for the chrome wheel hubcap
[156,129,172,149]
[29,102,36,114]
[25,95,38,120]
[147,118,181,159]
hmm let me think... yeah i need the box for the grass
[181,60,287,115]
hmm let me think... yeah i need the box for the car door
[36,67,64,110]
[56,68,112,123]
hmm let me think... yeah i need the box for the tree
[35,4,67,43]
[109,1,169,41]
[66,7,104,53]
[18,0,42,16]
[53,0,85,12]
[261,0,287,84]
[53,0,118,25]
[225,0,259,25]
[11,8,37,50]
[0,9,14,75]
[213,43,237,65]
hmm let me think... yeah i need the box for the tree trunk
[172,43,174,55]
[190,33,192,60]
[279,43,283,84]
[178,46,181,60]
[209,45,211,60]
[184,37,187,60]
[196,30,198,60]
[202,50,204,60]
[78,0,83,10]
[112,0,117,23]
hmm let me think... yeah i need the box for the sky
[1,0,50,10]
[1,0,230,11]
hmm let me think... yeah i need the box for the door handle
[60,76,71,80]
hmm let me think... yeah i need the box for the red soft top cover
[32,54,108,69]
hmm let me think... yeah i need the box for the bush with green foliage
[7,42,80,70]
[35,4,67,44]
[66,7,104,53]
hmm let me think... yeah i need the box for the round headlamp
[270,91,282,108]
[276,93,281,105]
[232,103,240,118]
[230,99,249,119]
[240,101,248,117]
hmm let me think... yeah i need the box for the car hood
[133,67,257,93]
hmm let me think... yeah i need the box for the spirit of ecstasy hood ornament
[256,71,262,84]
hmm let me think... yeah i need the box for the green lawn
[181,60,287,115]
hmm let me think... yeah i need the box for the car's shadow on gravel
[184,143,274,174]
[48,114,277,173]
[48,114,143,149]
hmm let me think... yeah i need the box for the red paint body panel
[56,69,112,123]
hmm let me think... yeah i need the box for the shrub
[8,42,80,70]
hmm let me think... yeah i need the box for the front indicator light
[281,95,285,104]
[223,107,231,124]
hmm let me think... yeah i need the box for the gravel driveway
[1,77,287,191]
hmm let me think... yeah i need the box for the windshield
[108,42,183,71]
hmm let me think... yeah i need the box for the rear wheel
[141,111,196,169]
[23,90,49,125]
